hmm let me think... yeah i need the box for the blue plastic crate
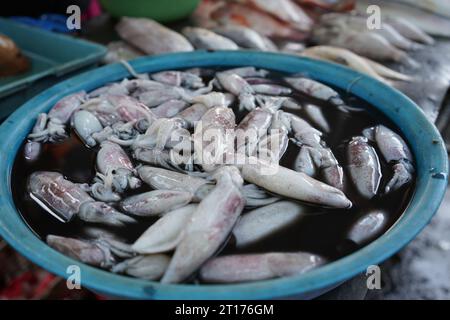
[0,17,106,120]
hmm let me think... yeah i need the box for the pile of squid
[24,66,414,284]
[311,13,433,64]
[112,0,356,56]
[106,0,430,85]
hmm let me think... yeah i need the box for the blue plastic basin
[0,51,447,299]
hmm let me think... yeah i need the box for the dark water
[11,70,415,281]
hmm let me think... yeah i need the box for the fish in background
[210,1,309,41]
[213,25,278,51]
[191,0,355,41]
[109,0,435,92]
[311,11,437,66]
[356,0,450,38]
[111,0,359,59]
[392,0,450,19]
[191,0,355,31]
[312,26,409,62]
[295,0,356,12]
[241,0,314,31]
[115,17,194,54]
[300,45,414,83]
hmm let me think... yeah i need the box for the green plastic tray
[0,18,106,120]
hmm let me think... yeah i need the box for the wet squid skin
[212,25,277,51]
[215,71,257,112]
[151,100,189,119]
[137,166,212,201]
[189,92,351,208]
[120,190,193,217]
[115,17,194,54]
[72,110,103,147]
[304,103,330,133]
[112,255,170,281]
[23,64,417,285]
[288,113,345,190]
[285,77,346,109]
[200,252,326,283]
[182,27,239,51]
[46,235,115,268]
[345,210,388,246]
[193,106,236,172]
[347,125,414,198]
[82,94,153,125]
[363,125,414,193]
[240,157,352,209]
[347,136,382,199]
[132,204,198,255]
[28,91,87,143]
[161,167,246,284]
[130,201,306,255]
[234,93,345,191]
[138,165,279,208]
[90,141,142,202]
[150,71,204,89]
[28,171,136,227]
[236,107,273,157]
[68,93,158,150]
[47,234,169,280]
[25,91,87,161]
[232,201,308,249]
